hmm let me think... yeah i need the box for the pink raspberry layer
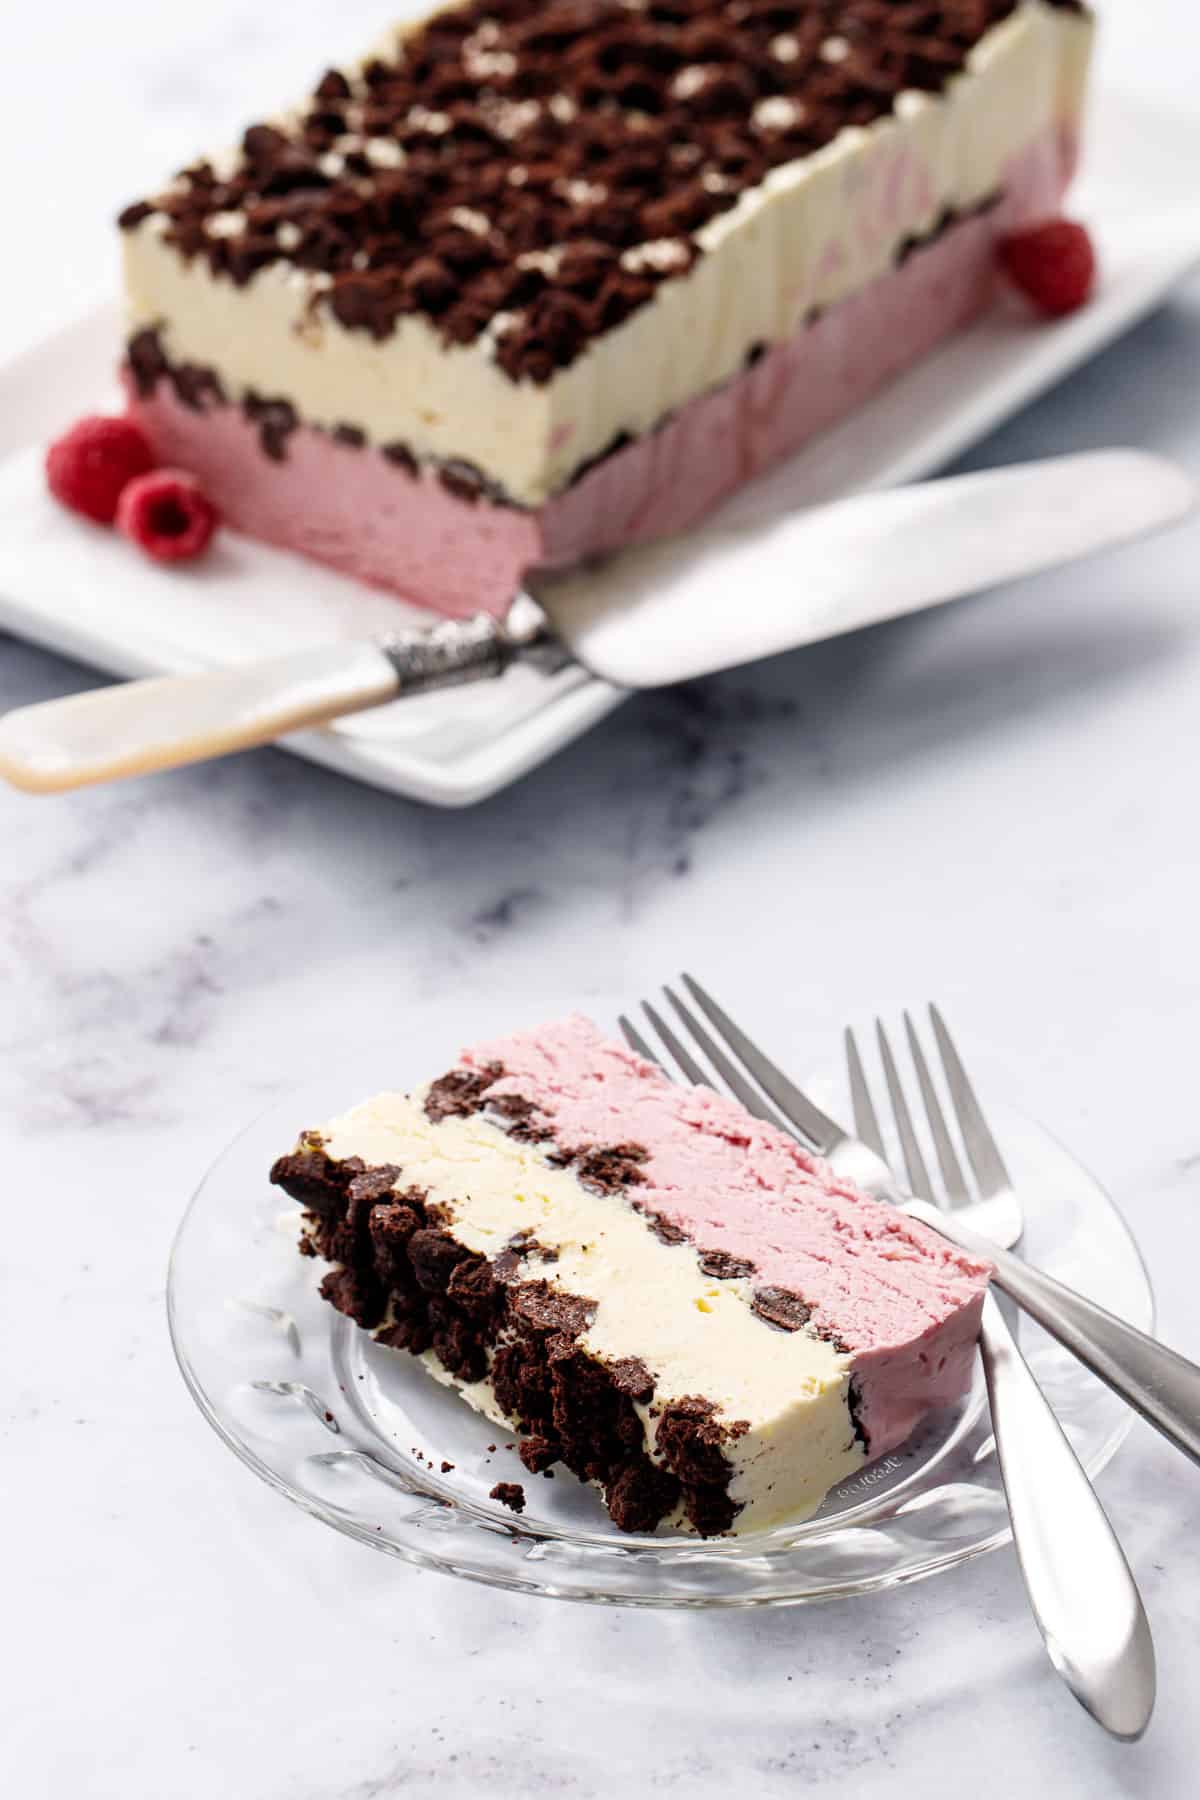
[124,125,1073,619]
[462,1016,992,1459]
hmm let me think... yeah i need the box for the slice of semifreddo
[270,1016,991,1535]
[119,0,1093,617]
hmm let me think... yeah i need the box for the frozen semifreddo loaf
[118,1,1093,616]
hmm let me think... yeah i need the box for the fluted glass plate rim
[167,1050,1154,1607]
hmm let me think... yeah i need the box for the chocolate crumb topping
[118,200,154,232]
[119,0,1085,380]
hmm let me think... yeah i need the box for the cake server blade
[0,449,1191,792]
[533,447,1196,688]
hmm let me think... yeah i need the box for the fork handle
[977,1293,1155,1739]
[917,1201,1200,1465]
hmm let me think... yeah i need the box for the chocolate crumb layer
[270,1142,744,1534]
[424,1063,505,1122]
[119,0,1086,380]
[125,329,522,504]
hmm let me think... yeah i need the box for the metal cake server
[0,447,1191,793]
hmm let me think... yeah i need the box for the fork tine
[641,1000,714,1090]
[619,1013,661,1068]
[877,1020,935,1203]
[663,986,784,1128]
[844,1027,885,1157]
[904,1011,971,1206]
[929,1005,1012,1197]
[679,973,840,1152]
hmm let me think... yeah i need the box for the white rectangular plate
[1,86,1197,808]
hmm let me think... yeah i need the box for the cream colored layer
[122,5,1086,507]
[122,3,1089,506]
[318,1089,866,1530]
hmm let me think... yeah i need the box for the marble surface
[5,3,1200,1794]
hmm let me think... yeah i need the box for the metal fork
[660,981,1200,1471]
[848,1010,1156,1741]
[622,985,1155,1741]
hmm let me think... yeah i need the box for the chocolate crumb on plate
[490,1481,526,1515]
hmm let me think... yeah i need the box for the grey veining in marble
[4,3,1200,1795]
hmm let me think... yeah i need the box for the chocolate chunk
[404,256,458,312]
[242,390,298,460]
[382,440,419,476]
[329,271,407,340]
[407,1226,472,1294]
[242,123,290,164]
[609,1357,656,1403]
[117,200,153,231]
[315,68,352,100]
[507,1279,595,1340]
[346,1166,402,1204]
[438,460,487,504]
[332,422,366,447]
[319,1263,384,1329]
[573,1142,649,1194]
[270,1144,364,1218]
[169,361,225,412]
[446,1252,500,1318]
[483,1092,552,1144]
[368,1198,425,1286]
[751,1286,812,1331]
[424,1064,503,1123]
[655,1396,731,1488]
[518,1434,558,1474]
[126,326,168,397]
[848,1375,869,1451]
[698,1249,756,1281]
[606,1458,682,1533]
[646,1211,687,1246]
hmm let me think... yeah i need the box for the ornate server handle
[0,598,568,792]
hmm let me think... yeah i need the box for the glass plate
[168,1047,1153,1608]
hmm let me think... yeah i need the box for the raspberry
[998,218,1096,318]
[116,469,220,563]
[45,414,156,524]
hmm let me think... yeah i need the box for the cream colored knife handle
[0,641,405,792]
[0,604,561,793]
[0,606,566,793]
